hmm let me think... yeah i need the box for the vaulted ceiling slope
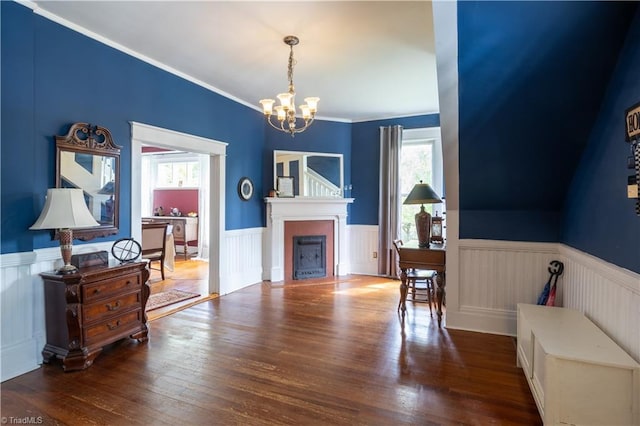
[457,1,638,213]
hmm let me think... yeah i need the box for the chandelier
[259,35,319,137]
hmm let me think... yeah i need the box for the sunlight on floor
[332,281,398,295]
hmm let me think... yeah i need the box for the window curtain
[196,154,210,261]
[378,125,403,276]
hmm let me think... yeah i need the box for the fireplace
[284,220,333,280]
[293,236,326,279]
[263,197,354,282]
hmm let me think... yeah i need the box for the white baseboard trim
[0,339,42,382]
[446,306,517,336]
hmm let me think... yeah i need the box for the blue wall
[262,119,352,222]
[1,2,265,254]
[2,1,638,274]
[351,115,440,225]
[457,1,636,243]
[1,2,35,254]
[562,7,640,273]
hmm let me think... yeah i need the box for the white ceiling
[29,1,439,122]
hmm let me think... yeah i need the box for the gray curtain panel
[378,125,403,276]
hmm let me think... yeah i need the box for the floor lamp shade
[403,181,442,248]
[30,188,100,273]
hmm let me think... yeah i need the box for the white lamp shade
[30,188,100,230]
[275,105,286,121]
[259,98,275,115]
[300,104,311,119]
[304,97,319,112]
[277,92,293,110]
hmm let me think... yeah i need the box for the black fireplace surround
[293,235,326,279]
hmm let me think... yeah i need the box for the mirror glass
[56,123,120,240]
[274,150,343,197]
[59,151,117,226]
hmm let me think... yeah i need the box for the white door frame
[130,121,227,294]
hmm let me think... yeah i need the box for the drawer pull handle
[106,301,121,311]
[93,288,101,294]
[107,320,121,330]
[126,280,132,286]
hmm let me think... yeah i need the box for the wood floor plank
[1,272,541,425]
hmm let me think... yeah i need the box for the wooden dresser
[143,216,198,259]
[41,261,150,371]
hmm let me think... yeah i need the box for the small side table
[398,243,446,327]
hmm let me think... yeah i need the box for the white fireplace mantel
[263,197,354,282]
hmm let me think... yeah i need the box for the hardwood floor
[1,274,541,425]
[146,257,213,321]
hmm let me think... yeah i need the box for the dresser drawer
[83,292,142,323]
[84,309,143,346]
[83,274,141,302]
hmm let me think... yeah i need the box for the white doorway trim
[130,121,227,294]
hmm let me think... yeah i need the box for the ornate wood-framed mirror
[56,123,121,241]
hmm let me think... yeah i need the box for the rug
[146,289,200,311]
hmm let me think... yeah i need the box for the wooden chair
[393,239,435,316]
[141,222,169,280]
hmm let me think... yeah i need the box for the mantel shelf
[264,197,354,204]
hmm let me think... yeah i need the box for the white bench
[517,303,639,425]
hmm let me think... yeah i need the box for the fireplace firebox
[293,235,326,279]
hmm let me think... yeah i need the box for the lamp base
[57,264,78,275]
[58,228,77,274]
[415,205,432,248]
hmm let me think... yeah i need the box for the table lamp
[30,188,100,274]
[403,181,442,248]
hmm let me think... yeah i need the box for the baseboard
[446,306,517,336]
[0,339,41,382]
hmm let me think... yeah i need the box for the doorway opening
[130,122,227,296]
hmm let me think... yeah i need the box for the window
[154,157,200,188]
[400,127,445,244]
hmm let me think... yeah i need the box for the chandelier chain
[287,45,296,93]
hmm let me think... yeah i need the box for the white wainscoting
[0,228,264,382]
[559,245,640,363]
[448,239,640,363]
[0,241,112,382]
[222,227,263,295]
[447,240,559,336]
[4,233,637,381]
[348,225,379,276]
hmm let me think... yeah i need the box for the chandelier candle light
[30,188,100,274]
[259,35,319,137]
[403,181,442,248]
